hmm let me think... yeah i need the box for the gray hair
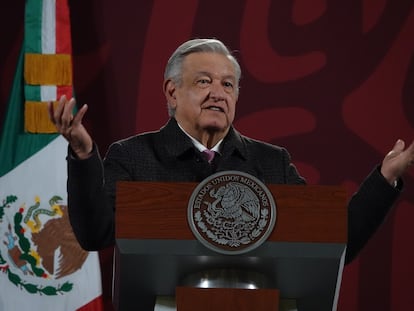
[164,39,241,116]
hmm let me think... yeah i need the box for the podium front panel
[114,181,347,311]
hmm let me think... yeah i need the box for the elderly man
[49,38,413,265]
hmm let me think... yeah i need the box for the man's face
[165,52,239,140]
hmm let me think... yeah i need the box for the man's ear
[163,79,177,108]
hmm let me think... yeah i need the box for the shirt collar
[177,122,223,154]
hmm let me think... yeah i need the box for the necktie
[202,149,215,164]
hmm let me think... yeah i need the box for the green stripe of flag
[0,49,58,177]
[25,84,41,101]
[25,0,43,53]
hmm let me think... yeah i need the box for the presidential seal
[188,171,276,255]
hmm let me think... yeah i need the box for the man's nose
[209,80,226,101]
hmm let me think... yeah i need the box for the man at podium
[49,38,413,303]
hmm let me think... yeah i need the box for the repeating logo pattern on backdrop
[0,194,88,296]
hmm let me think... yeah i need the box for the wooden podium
[113,181,347,311]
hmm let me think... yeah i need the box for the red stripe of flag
[76,296,105,311]
[55,0,72,54]
[57,85,73,99]
[56,0,73,99]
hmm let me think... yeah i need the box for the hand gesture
[48,95,93,159]
[380,139,414,185]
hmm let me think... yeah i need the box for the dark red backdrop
[1,1,414,310]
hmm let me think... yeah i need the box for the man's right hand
[48,95,93,159]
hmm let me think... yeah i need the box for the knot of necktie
[202,149,215,163]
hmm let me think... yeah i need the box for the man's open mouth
[206,106,224,112]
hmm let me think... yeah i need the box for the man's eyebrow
[194,71,211,77]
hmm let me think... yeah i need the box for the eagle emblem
[188,171,276,255]
[0,195,88,295]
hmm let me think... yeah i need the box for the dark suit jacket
[67,118,401,263]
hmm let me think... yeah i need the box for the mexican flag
[0,0,103,310]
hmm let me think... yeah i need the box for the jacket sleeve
[67,143,116,250]
[345,165,402,264]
